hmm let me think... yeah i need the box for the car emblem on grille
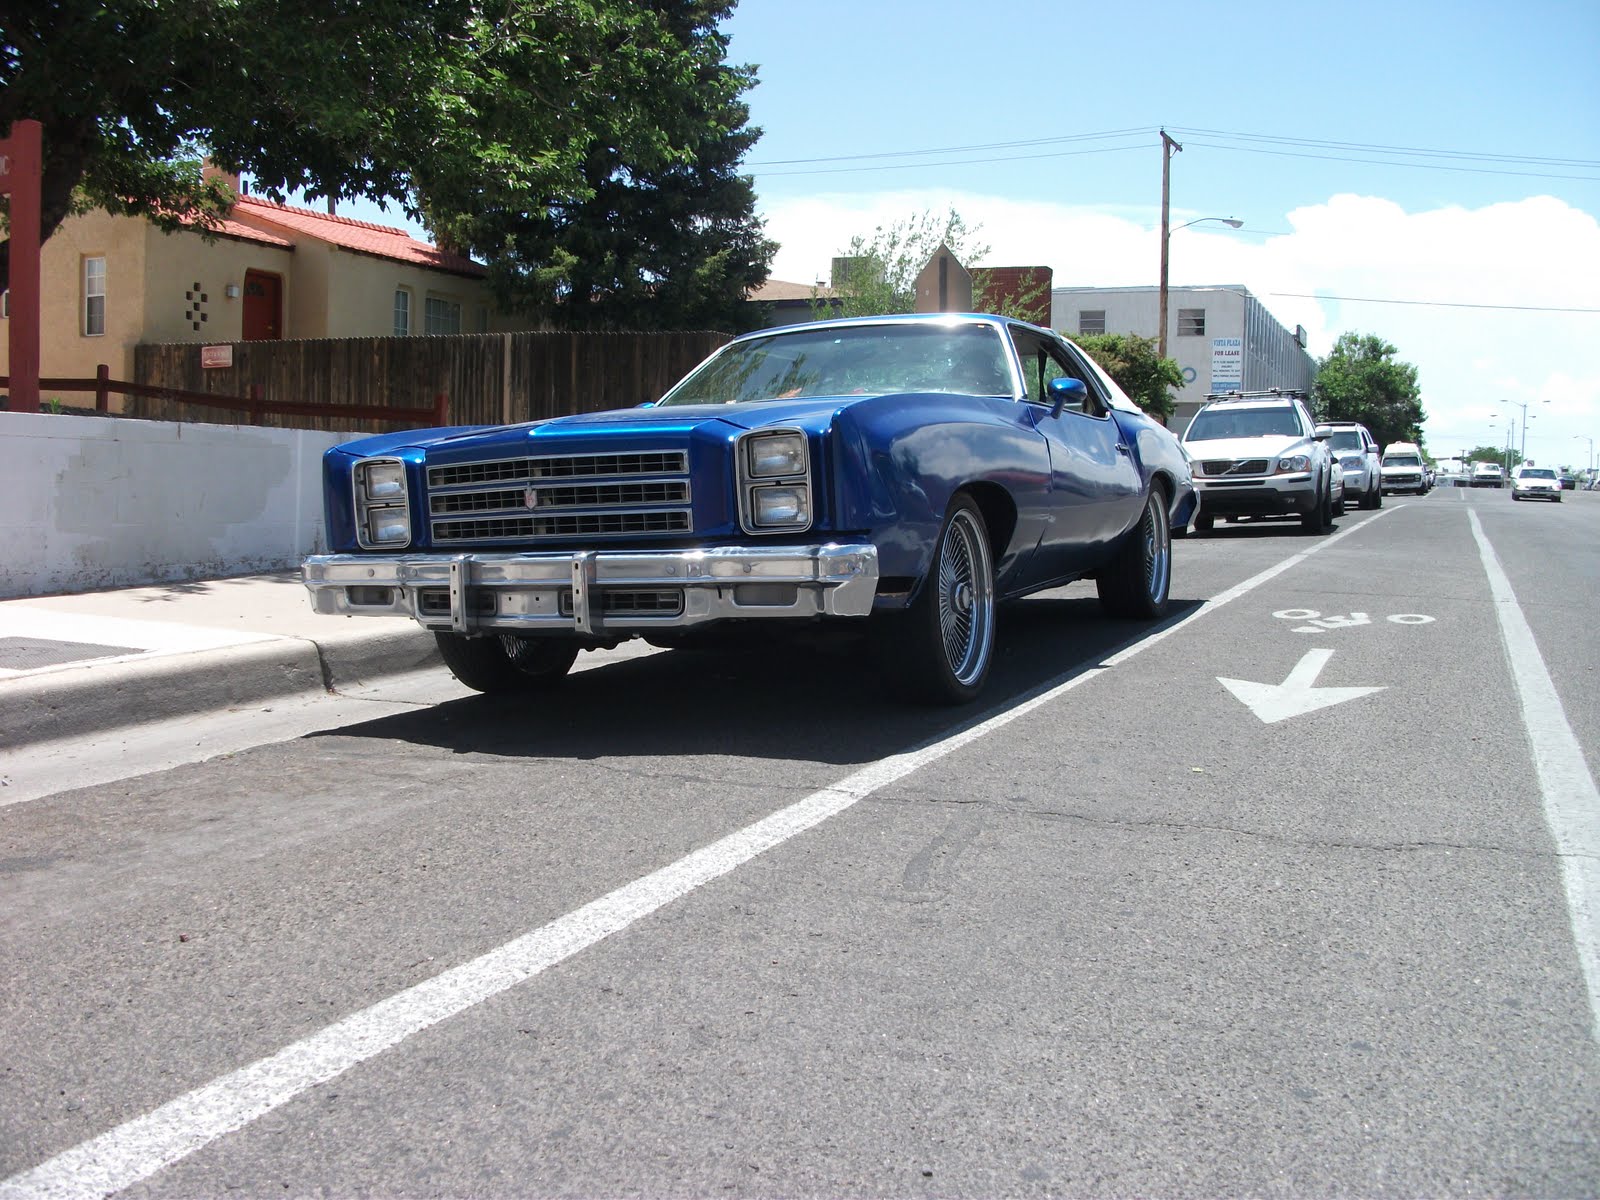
[524,487,538,510]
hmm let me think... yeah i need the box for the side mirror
[1314,424,1332,437]
[1047,376,1088,418]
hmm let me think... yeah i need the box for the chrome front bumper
[303,543,880,635]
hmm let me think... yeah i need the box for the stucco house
[2,178,512,410]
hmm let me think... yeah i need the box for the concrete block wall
[0,412,345,599]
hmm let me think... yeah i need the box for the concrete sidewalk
[0,571,439,748]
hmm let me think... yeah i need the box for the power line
[747,126,1156,167]
[1269,292,1600,314]
[742,124,1600,183]
[754,142,1148,178]
[1168,126,1600,169]
[1178,138,1600,183]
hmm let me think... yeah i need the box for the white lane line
[0,509,1397,1200]
[1469,510,1600,1043]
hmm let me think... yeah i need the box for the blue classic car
[302,314,1196,703]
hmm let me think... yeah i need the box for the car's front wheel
[1098,488,1172,619]
[1301,479,1333,533]
[882,494,995,705]
[435,632,579,693]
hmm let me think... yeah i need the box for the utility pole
[1157,130,1182,361]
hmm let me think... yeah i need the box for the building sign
[1211,337,1243,390]
[200,345,233,369]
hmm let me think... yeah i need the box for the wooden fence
[132,330,731,433]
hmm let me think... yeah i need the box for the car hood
[327,398,864,458]
[1183,435,1311,461]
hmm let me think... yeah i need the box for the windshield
[1186,407,1302,441]
[1475,463,1502,473]
[658,322,1013,406]
[1520,468,1557,479]
[1327,431,1364,451]
[1385,454,1421,467]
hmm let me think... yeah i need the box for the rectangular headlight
[354,457,411,548]
[751,485,810,528]
[747,432,807,478]
[366,509,411,545]
[360,460,406,499]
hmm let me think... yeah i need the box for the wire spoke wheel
[1097,487,1173,619]
[937,506,994,687]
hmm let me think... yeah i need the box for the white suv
[1182,390,1343,534]
[1317,421,1383,510]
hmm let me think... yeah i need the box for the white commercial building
[1052,284,1316,434]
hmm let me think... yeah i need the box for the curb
[1,626,440,750]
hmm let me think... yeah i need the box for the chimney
[201,160,241,198]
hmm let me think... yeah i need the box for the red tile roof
[231,196,486,278]
[174,210,295,250]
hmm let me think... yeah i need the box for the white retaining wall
[0,412,346,599]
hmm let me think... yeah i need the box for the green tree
[1465,444,1522,469]
[1075,333,1183,424]
[816,208,987,318]
[430,0,774,330]
[1,0,774,327]
[1313,333,1425,451]
[1,0,474,274]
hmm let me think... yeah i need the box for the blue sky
[351,0,1600,466]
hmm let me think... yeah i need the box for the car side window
[1009,328,1105,415]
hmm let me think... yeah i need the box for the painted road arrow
[1218,648,1384,724]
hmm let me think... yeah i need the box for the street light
[1158,215,1243,360]
[1576,434,1595,483]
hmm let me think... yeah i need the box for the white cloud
[759,190,1600,465]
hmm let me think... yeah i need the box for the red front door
[241,270,282,341]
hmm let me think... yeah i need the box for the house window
[1178,308,1205,337]
[424,296,461,335]
[84,256,107,336]
[1077,310,1106,335]
[393,288,411,336]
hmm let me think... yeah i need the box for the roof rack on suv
[1202,388,1311,403]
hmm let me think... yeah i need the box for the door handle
[1115,442,1131,455]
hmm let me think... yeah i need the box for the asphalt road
[3,486,1597,1198]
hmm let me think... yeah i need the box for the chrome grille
[1198,458,1271,476]
[427,450,692,544]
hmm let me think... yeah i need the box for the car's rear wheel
[1097,488,1172,619]
[883,495,995,705]
[435,632,579,693]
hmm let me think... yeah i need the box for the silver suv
[1182,390,1343,534]
[1317,421,1383,510]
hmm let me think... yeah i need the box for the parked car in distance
[1181,390,1343,534]
[1317,420,1384,510]
[1559,473,1577,491]
[1471,462,1506,488]
[1380,442,1429,495]
[1512,466,1563,502]
[302,314,1197,705]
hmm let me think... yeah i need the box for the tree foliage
[1075,333,1183,423]
[1313,332,1425,451]
[428,1,774,330]
[1464,444,1521,468]
[816,208,987,318]
[1,0,773,329]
